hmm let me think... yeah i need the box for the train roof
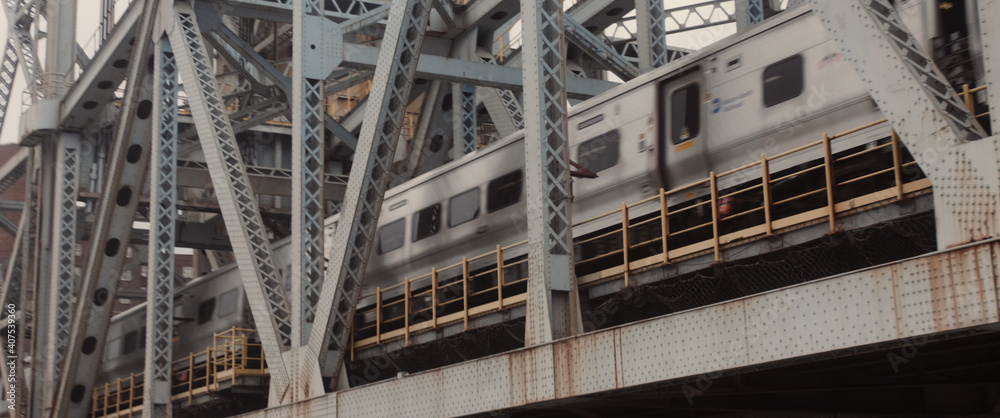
[381,5,812,199]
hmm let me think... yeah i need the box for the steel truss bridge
[1,0,999,416]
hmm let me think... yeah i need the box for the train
[100,1,961,389]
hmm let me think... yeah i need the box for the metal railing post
[496,245,505,309]
[375,287,383,344]
[822,134,836,232]
[404,279,411,346]
[709,172,721,262]
[462,257,470,331]
[659,188,670,264]
[621,202,631,286]
[891,130,904,200]
[761,155,773,236]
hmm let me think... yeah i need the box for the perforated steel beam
[981,0,999,131]
[632,0,667,72]
[142,36,176,418]
[308,0,434,383]
[520,0,582,346]
[53,0,157,413]
[809,0,993,249]
[165,0,293,401]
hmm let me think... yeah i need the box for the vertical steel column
[142,37,176,418]
[980,0,999,131]
[634,0,668,72]
[809,0,991,249]
[0,183,28,418]
[165,0,292,400]
[519,0,581,346]
[291,0,335,401]
[734,0,765,31]
[42,134,80,412]
[454,83,477,156]
[309,0,433,382]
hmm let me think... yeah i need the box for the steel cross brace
[142,36,177,418]
[808,0,994,249]
[287,0,334,402]
[195,5,359,150]
[520,0,582,346]
[307,0,434,384]
[564,14,640,80]
[165,0,293,400]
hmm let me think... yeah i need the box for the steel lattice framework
[521,0,581,346]
[308,0,434,383]
[167,0,294,398]
[142,36,177,418]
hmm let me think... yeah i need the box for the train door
[660,69,709,196]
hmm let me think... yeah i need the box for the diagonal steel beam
[52,1,159,416]
[308,0,434,384]
[198,7,359,150]
[808,0,991,250]
[165,0,293,401]
[564,15,639,81]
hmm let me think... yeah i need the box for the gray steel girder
[166,0,293,399]
[142,36,177,418]
[307,0,434,384]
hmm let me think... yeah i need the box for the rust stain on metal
[926,253,947,333]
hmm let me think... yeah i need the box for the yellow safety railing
[92,328,266,417]
[353,83,994,346]
[352,241,530,351]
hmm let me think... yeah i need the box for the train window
[578,130,620,173]
[487,170,523,213]
[763,54,804,107]
[412,204,441,242]
[218,288,238,318]
[123,331,138,355]
[105,338,122,361]
[197,298,216,326]
[670,83,700,144]
[378,219,405,254]
[449,188,480,227]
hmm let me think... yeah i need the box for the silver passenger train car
[101,3,944,384]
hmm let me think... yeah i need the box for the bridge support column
[142,36,177,418]
[809,0,997,249]
[633,0,667,72]
[520,0,582,347]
